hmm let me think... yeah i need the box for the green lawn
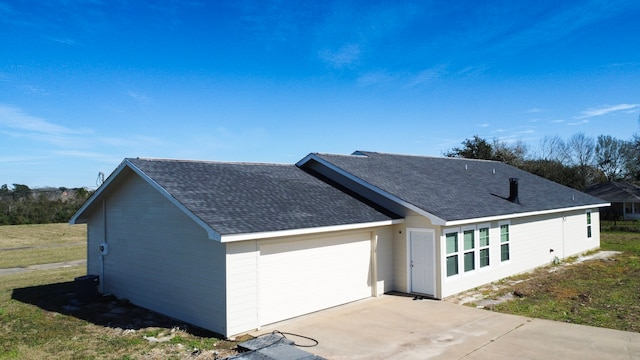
[0,223,238,359]
[490,228,640,332]
[0,223,86,268]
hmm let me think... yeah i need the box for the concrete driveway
[251,294,640,359]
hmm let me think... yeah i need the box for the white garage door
[259,232,372,326]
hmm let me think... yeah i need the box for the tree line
[1,131,636,225]
[444,132,639,191]
[0,184,92,225]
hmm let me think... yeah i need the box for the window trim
[462,226,476,273]
[586,210,592,239]
[478,224,490,268]
[444,223,493,279]
[445,230,459,277]
[499,221,511,263]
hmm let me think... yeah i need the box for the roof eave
[69,159,130,225]
[443,203,611,227]
[219,218,404,243]
[69,159,222,242]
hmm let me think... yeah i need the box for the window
[500,224,510,262]
[587,211,592,238]
[479,227,490,268]
[463,230,475,272]
[635,203,640,214]
[446,232,458,276]
[625,202,633,214]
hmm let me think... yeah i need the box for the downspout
[370,231,378,297]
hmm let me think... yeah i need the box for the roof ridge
[126,157,293,166]
[318,151,502,163]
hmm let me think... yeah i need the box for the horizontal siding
[86,203,104,277]
[564,209,600,256]
[89,173,227,335]
[375,226,394,295]
[392,224,408,293]
[225,241,259,336]
[441,210,599,298]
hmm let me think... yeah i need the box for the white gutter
[220,218,403,242]
[443,203,611,227]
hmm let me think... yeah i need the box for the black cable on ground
[271,330,319,347]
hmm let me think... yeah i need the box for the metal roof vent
[508,178,520,204]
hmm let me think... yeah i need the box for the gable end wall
[86,173,227,335]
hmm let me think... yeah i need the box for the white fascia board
[443,203,611,227]
[296,154,446,225]
[69,159,130,225]
[69,159,222,241]
[123,160,222,241]
[220,219,404,243]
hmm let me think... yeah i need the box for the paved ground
[0,259,86,276]
[252,294,640,360]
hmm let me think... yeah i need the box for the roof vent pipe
[508,178,520,204]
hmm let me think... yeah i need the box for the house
[70,151,608,337]
[584,181,640,221]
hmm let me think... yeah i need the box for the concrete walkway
[0,259,86,276]
[252,294,640,360]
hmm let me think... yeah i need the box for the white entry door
[409,229,435,296]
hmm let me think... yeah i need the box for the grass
[0,224,86,268]
[488,227,640,332]
[0,223,239,359]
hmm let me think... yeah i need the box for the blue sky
[1,0,639,188]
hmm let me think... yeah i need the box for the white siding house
[71,151,608,337]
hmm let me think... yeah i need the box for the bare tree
[539,136,569,164]
[566,133,600,188]
[595,135,626,181]
[493,138,528,167]
[623,133,640,182]
[567,133,595,167]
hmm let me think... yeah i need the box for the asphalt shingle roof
[128,158,394,235]
[309,151,607,222]
[584,181,640,202]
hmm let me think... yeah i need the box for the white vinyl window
[463,229,475,272]
[587,210,592,239]
[446,232,459,277]
[446,224,492,277]
[479,226,490,268]
[500,223,510,262]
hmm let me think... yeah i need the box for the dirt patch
[447,251,622,308]
[11,280,241,359]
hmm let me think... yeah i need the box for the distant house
[70,151,608,337]
[585,181,640,220]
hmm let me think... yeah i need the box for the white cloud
[568,119,589,126]
[0,155,50,163]
[357,71,396,87]
[576,103,640,119]
[318,44,361,68]
[0,104,81,135]
[127,90,152,105]
[51,150,121,164]
[406,65,447,87]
